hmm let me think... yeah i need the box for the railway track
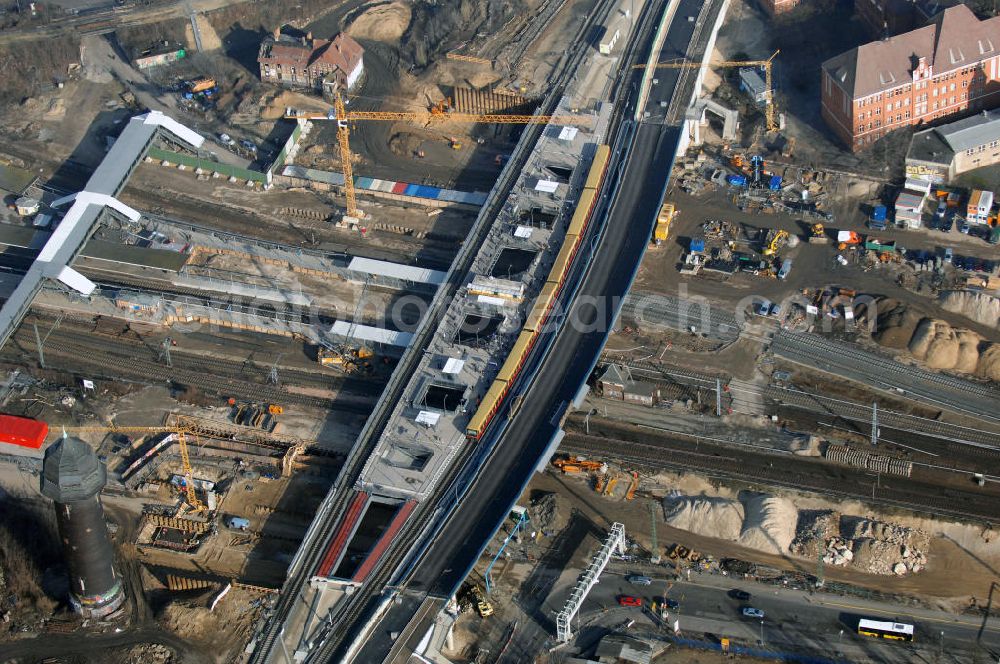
[9,323,379,411]
[620,291,741,342]
[771,331,1000,422]
[766,385,1000,447]
[247,0,637,661]
[562,430,1000,522]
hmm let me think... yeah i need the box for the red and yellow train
[465,144,610,440]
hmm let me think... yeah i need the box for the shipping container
[0,414,48,449]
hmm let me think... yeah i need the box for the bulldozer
[808,223,828,244]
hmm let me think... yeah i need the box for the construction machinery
[284,97,592,222]
[603,472,619,496]
[552,455,606,474]
[634,51,781,131]
[625,471,639,500]
[761,229,789,256]
[63,425,205,512]
[653,202,676,246]
[808,223,828,244]
[470,584,494,617]
[317,342,374,374]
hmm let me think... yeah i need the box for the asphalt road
[573,570,1000,664]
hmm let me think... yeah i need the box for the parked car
[756,299,772,316]
[664,598,680,610]
[218,132,234,146]
[729,590,752,601]
[742,607,765,619]
[768,302,782,317]
[941,217,954,233]
[958,220,970,234]
[627,575,653,586]
[618,595,642,607]
[944,247,954,263]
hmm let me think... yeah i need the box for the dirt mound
[663,495,744,541]
[738,493,797,554]
[940,290,1000,329]
[872,298,923,349]
[348,2,412,41]
[159,601,221,643]
[401,0,528,68]
[908,319,983,371]
[529,492,568,535]
[977,344,1000,381]
[125,644,175,664]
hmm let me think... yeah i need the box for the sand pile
[662,495,744,541]
[977,344,1000,381]
[908,319,983,372]
[348,2,412,41]
[738,494,797,554]
[872,298,923,349]
[159,602,221,642]
[940,290,1000,329]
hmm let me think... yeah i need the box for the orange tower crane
[285,95,593,222]
[64,425,204,511]
[634,51,781,131]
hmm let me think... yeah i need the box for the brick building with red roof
[258,28,365,95]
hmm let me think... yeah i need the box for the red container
[0,415,48,449]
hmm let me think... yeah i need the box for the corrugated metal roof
[328,320,414,347]
[347,256,446,285]
[937,109,1000,152]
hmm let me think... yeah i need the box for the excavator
[318,343,374,374]
[761,229,788,256]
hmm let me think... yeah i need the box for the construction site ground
[120,164,471,269]
[519,469,997,605]
[634,185,1000,340]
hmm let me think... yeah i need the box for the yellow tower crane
[634,51,781,132]
[285,95,593,222]
[63,425,204,511]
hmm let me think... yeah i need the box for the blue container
[727,174,747,187]
[690,238,706,253]
[872,205,887,221]
[768,175,782,190]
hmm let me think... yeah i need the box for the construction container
[0,414,48,449]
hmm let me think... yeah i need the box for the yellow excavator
[762,229,788,256]
[318,344,374,373]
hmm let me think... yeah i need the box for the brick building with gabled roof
[821,4,1000,151]
[258,28,364,95]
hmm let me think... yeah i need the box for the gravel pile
[126,644,174,664]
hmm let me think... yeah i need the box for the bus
[857,619,914,641]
